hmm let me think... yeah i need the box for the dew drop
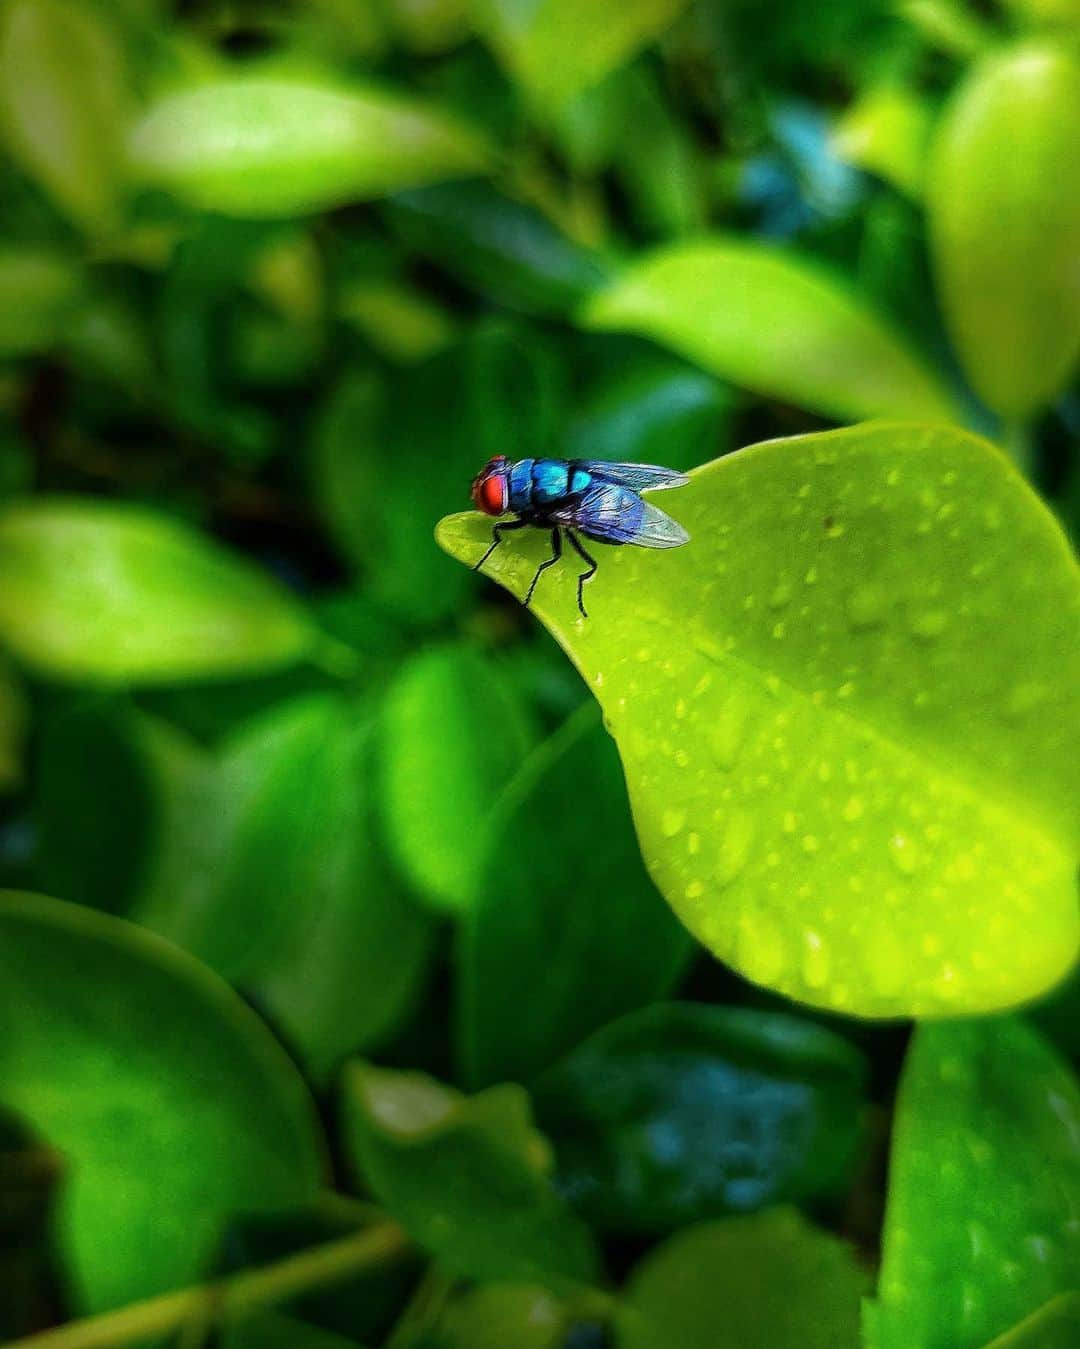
[796,483,812,498]
[635,647,653,663]
[846,583,887,630]
[768,581,792,610]
[674,697,688,719]
[771,621,787,640]
[801,834,821,854]
[889,833,919,875]
[885,467,901,487]
[802,930,830,988]
[842,796,864,822]
[804,565,818,585]
[782,811,798,834]
[716,810,754,886]
[983,504,1002,531]
[708,694,751,770]
[688,831,701,856]
[685,879,705,900]
[661,807,686,838]
[909,609,948,641]
[824,520,846,539]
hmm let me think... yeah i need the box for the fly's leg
[524,528,562,608]
[474,518,526,572]
[567,531,598,618]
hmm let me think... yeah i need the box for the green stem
[8,1221,409,1349]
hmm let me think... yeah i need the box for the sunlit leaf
[0,891,324,1313]
[460,706,692,1087]
[438,423,1080,1018]
[832,86,933,199]
[581,240,957,423]
[379,642,539,913]
[0,0,132,232]
[616,1209,868,1349]
[532,1002,866,1232]
[927,40,1080,419]
[0,498,319,683]
[475,0,690,110]
[342,1061,598,1287]
[129,76,491,218]
[865,1019,1080,1349]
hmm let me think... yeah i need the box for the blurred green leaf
[379,642,538,913]
[223,1313,362,1349]
[129,75,491,218]
[467,320,567,464]
[865,1019,1080,1349]
[432,1283,567,1349]
[532,1002,866,1233]
[927,40,1080,420]
[384,0,472,54]
[388,182,610,316]
[0,891,324,1313]
[342,1060,598,1287]
[610,66,705,237]
[475,0,690,110]
[582,239,957,423]
[253,714,436,1084]
[0,0,133,232]
[0,498,319,683]
[980,1295,1080,1349]
[132,696,352,981]
[460,706,692,1087]
[616,1208,868,1349]
[832,85,933,199]
[0,249,84,358]
[338,280,456,363]
[0,653,26,793]
[438,423,1080,1017]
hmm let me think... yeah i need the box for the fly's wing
[577,461,689,492]
[570,481,690,548]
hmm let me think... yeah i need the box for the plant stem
[8,1220,409,1349]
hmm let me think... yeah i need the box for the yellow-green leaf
[832,86,933,200]
[581,240,957,424]
[437,423,1080,1018]
[927,40,1080,419]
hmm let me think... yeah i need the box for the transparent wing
[570,482,690,549]
[577,460,689,492]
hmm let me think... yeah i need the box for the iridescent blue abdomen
[508,458,593,513]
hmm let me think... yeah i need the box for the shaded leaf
[0,498,318,683]
[0,891,324,1313]
[0,249,84,359]
[129,76,491,218]
[437,423,1080,1017]
[532,1001,867,1232]
[927,41,1080,419]
[865,1019,1080,1349]
[616,1209,867,1349]
[342,1061,597,1287]
[460,706,692,1087]
[980,1295,1080,1349]
[432,1283,567,1349]
[223,1313,362,1349]
[581,239,957,423]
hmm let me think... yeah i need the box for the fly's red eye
[480,473,507,515]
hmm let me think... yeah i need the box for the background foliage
[0,1,1077,1346]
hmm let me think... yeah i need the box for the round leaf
[927,40,1080,419]
[581,239,957,424]
[129,76,491,218]
[0,891,324,1312]
[437,423,1080,1017]
[0,498,318,683]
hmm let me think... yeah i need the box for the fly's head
[471,456,510,516]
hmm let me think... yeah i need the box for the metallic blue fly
[470,457,690,617]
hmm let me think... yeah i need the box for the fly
[469,457,690,617]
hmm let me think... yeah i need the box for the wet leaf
[927,41,1080,419]
[342,1061,598,1287]
[532,1002,866,1232]
[476,0,690,110]
[0,498,318,683]
[616,1208,868,1349]
[460,706,692,1087]
[0,891,323,1313]
[129,76,491,218]
[582,239,956,423]
[437,423,1080,1018]
[379,642,538,913]
[866,1019,1080,1349]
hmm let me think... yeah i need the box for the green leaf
[460,706,692,1087]
[979,1295,1080,1349]
[379,642,538,913]
[132,696,357,981]
[475,0,690,110]
[866,1019,1080,1349]
[0,249,84,358]
[342,1061,598,1288]
[532,1002,866,1233]
[615,1209,868,1349]
[581,239,957,423]
[927,40,1080,419]
[387,182,611,317]
[433,1283,567,1349]
[224,1313,362,1349]
[253,714,435,1084]
[0,891,323,1313]
[832,86,933,199]
[0,654,26,793]
[0,0,132,232]
[437,423,1080,1018]
[0,498,318,683]
[128,75,491,218]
